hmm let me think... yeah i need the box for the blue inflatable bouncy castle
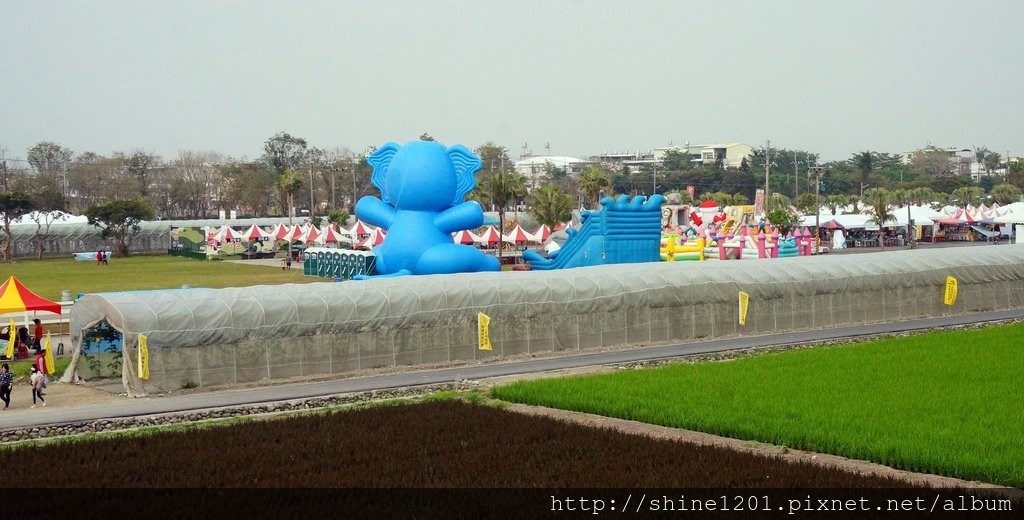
[354,141,501,276]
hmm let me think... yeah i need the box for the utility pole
[764,139,771,213]
[653,161,657,195]
[794,152,800,201]
[810,166,824,255]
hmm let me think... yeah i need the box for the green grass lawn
[492,323,1024,488]
[4,256,315,300]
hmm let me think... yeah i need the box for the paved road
[4,308,1023,430]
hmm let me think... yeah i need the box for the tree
[27,141,72,193]
[951,186,983,208]
[795,193,817,213]
[83,198,155,257]
[909,150,954,177]
[0,191,35,262]
[483,168,527,245]
[277,169,304,224]
[973,146,990,172]
[823,194,848,215]
[219,161,275,216]
[529,184,574,228]
[473,142,513,186]
[170,151,221,218]
[28,187,67,259]
[766,207,800,234]
[862,188,896,250]
[983,151,1002,177]
[119,150,160,198]
[577,165,612,209]
[852,151,873,182]
[327,209,350,229]
[263,132,308,175]
[989,184,1021,205]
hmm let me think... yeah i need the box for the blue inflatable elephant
[354,141,501,276]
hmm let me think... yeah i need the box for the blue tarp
[970,225,998,238]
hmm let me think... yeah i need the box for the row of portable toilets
[302,247,377,280]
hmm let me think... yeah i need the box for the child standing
[0,363,11,409]
[29,366,46,408]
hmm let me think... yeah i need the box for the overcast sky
[2,0,1022,165]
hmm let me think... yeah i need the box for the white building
[514,156,590,189]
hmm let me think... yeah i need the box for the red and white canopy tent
[316,225,348,246]
[476,226,501,246]
[451,229,480,245]
[214,225,242,242]
[531,224,552,243]
[355,228,386,250]
[299,225,320,244]
[348,220,373,237]
[271,223,291,241]
[241,224,272,242]
[502,224,533,244]
[286,224,305,242]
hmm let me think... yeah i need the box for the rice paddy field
[0,399,921,489]
[492,323,1024,488]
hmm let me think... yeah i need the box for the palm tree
[983,152,1002,177]
[577,165,612,209]
[823,194,848,215]
[711,191,734,207]
[277,168,303,225]
[529,184,574,228]
[862,188,896,250]
[951,186,983,208]
[732,193,749,205]
[483,169,527,254]
[909,187,937,206]
[989,183,1022,205]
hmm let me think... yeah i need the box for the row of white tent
[798,202,1024,229]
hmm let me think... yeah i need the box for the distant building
[593,142,754,173]
[513,155,591,190]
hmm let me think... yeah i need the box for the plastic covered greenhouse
[63,246,1024,396]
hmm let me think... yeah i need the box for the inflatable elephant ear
[446,145,482,206]
[367,142,401,205]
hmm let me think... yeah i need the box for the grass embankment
[5,356,71,381]
[2,256,314,300]
[0,400,920,488]
[492,324,1024,488]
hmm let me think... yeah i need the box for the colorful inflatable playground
[340,140,822,278]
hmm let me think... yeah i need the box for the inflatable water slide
[524,194,666,270]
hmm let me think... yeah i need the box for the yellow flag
[4,318,14,359]
[138,333,150,380]
[943,276,958,306]
[738,291,750,326]
[477,312,493,351]
[43,333,55,375]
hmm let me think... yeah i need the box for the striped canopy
[0,276,62,316]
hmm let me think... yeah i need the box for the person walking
[0,363,12,410]
[34,348,48,377]
[96,250,103,265]
[102,250,108,265]
[29,366,46,408]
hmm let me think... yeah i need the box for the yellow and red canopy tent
[0,276,62,317]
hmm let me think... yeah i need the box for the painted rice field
[491,323,1024,488]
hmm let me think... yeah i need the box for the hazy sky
[3,0,1022,165]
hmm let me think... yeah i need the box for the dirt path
[1,381,120,414]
